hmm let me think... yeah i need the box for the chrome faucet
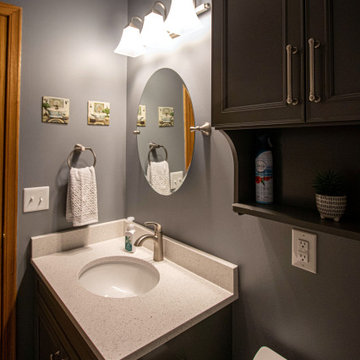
[134,222,164,261]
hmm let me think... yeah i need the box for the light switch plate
[23,186,49,213]
[292,228,317,274]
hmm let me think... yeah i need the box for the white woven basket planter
[315,194,347,222]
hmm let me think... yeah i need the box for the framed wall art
[158,106,174,127]
[88,101,110,126]
[42,96,70,124]
[137,105,146,127]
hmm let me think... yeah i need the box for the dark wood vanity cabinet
[212,0,360,129]
[38,308,70,360]
[35,277,98,360]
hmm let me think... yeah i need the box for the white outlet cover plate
[23,186,49,213]
[292,228,317,274]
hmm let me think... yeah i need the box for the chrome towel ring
[148,142,168,163]
[67,144,97,169]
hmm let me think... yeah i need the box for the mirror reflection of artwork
[42,96,70,124]
[136,68,195,196]
[158,107,174,127]
[88,101,110,126]
[137,105,146,127]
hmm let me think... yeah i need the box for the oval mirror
[136,69,195,195]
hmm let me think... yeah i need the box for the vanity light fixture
[114,2,211,57]
[114,17,145,57]
[165,0,202,36]
[141,2,172,49]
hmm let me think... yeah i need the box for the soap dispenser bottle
[124,217,136,253]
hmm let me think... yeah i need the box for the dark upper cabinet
[212,0,304,129]
[212,0,360,129]
[306,0,360,123]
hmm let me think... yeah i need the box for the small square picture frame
[158,106,174,127]
[42,96,70,124]
[88,101,110,126]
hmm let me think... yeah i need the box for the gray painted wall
[126,1,360,360]
[137,68,185,174]
[4,0,128,358]
[3,0,359,359]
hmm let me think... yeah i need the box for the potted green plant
[313,170,347,222]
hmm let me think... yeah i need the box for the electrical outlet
[292,229,317,273]
[298,251,309,263]
[297,239,309,252]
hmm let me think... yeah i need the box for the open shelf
[233,202,360,241]
[223,125,360,241]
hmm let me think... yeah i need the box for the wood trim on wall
[0,3,22,360]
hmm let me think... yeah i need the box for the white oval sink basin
[78,256,160,298]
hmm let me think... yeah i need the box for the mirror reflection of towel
[147,161,171,196]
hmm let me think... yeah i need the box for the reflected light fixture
[141,1,172,49]
[165,0,202,36]
[114,17,145,57]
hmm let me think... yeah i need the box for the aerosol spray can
[255,135,273,204]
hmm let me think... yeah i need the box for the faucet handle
[144,221,162,234]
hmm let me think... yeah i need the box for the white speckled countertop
[31,219,238,360]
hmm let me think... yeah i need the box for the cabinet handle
[308,38,321,103]
[50,350,60,360]
[50,350,68,360]
[286,44,299,105]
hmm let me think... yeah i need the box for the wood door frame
[0,3,21,360]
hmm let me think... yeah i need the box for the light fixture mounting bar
[195,3,211,16]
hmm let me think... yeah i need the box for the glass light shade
[165,0,202,36]
[114,25,145,57]
[141,12,172,49]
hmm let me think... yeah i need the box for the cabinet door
[38,311,69,360]
[306,0,360,123]
[212,0,304,129]
[36,278,98,360]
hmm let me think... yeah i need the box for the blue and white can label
[255,150,273,204]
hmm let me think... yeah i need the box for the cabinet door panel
[226,0,283,107]
[212,0,304,128]
[307,0,360,123]
[38,313,69,360]
[36,279,98,360]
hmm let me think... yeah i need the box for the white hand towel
[147,161,171,196]
[66,166,98,227]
